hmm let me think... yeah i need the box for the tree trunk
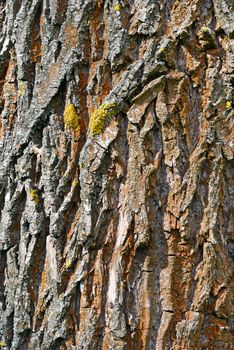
[0,0,233,349]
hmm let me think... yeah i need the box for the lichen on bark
[0,0,233,349]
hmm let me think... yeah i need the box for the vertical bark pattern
[0,0,233,349]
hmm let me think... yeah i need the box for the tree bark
[0,0,233,349]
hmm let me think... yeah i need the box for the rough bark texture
[0,0,234,349]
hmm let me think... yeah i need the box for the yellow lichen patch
[65,259,72,269]
[72,179,79,187]
[158,47,165,53]
[89,102,117,135]
[114,4,122,11]
[18,81,26,97]
[201,26,210,33]
[64,104,80,131]
[225,100,232,110]
[0,341,7,348]
[29,188,39,204]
